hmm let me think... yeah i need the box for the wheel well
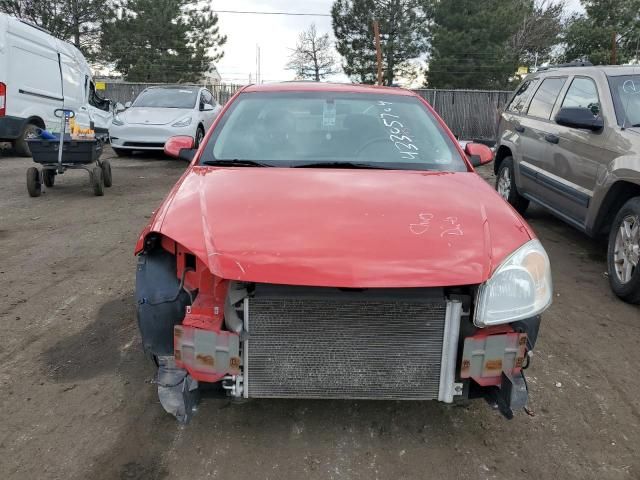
[197,123,204,132]
[494,146,512,175]
[594,181,640,236]
[27,116,45,129]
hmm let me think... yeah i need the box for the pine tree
[564,0,640,65]
[427,0,564,89]
[331,0,431,85]
[101,0,226,82]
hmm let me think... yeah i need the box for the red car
[135,83,552,423]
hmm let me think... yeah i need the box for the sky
[213,0,583,85]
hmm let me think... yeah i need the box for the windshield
[608,75,640,127]
[133,88,198,109]
[202,92,466,171]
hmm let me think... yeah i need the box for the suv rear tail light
[0,82,6,117]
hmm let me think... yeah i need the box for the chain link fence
[100,83,513,143]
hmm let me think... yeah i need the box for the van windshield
[202,92,466,171]
[608,75,640,127]
[133,88,198,109]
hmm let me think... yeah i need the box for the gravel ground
[0,146,639,480]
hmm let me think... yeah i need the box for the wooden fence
[101,83,513,142]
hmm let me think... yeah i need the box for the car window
[608,75,640,127]
[133,88,198,108]
[203,90,214,105]
[507,78,539,113]
[203,92,467,172]
[561,77,600,116]
[527,77,567,119]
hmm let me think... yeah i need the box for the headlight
[172,116,192,127]
[112,114,125,126]
[475,239,552,327]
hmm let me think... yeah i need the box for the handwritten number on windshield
[377,101,420,160]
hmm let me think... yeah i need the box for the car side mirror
[165,135,196,162]
[124,101,132,109]
[201,103,214,111]
[555,107,604,132]
[464,142,494,167]
[115,102,125,113]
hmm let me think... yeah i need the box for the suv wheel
[607,197,640,304]
[496,156,529,214]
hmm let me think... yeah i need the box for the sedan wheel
[613,214,639,284]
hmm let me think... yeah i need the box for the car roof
[146,85,201,91]
[242,82,417,96]
[531,65,640,78]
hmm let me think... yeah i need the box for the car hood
[122,107,191,125]
[154,167,533,288]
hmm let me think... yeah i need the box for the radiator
[243,285,460,401]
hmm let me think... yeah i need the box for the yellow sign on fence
[95,81,106,90]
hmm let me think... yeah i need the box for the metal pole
[373,20,383,86]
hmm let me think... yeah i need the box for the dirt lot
[1,146,639,480]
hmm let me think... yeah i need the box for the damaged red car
[135,83,553,423]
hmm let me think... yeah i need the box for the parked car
[0,13,113,155]
[134,82,553,423]
[495,63,640,303]
[109,85,221,156]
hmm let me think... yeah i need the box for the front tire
[14,123,39,157]
[42,169,55,187]
[496,156,529,214]
[607,197,640,304]
[91,166,104,196]
[101,159,113,187]
[26,167,42,197]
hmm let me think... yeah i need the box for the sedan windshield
[133,88,198,109]
[202,92,467,171]
[608,75,640,127]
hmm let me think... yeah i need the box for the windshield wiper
[292,161,391,170]
[202,159,273,167]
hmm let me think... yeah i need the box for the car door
[544,75,615,225]
[518,76,568,202]
[500,77,540,195]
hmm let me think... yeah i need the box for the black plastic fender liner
[136,250,191,356]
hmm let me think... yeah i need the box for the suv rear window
[527,77,566,119]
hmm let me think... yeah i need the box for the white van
[0,13,112,155]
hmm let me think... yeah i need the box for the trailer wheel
[101,160,113,187]
[42,169,56,187]
[26,167,42,197]
[14,123,39,157]
[92,166,104,196]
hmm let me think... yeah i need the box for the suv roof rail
[537,60,594,72]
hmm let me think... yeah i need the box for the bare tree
[287,24,337,81]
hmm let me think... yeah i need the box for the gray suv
[495,64,640,303]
